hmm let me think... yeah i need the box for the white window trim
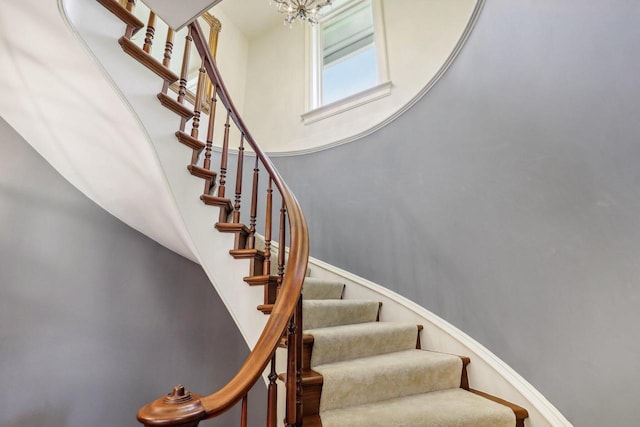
[301,80,392,124]
[303,0,391,125]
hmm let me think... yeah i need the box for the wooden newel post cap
[137,384,206,427]
[166,385,192,403]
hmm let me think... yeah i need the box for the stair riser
[302,381,322,417]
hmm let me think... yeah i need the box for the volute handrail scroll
[136,17,309,427]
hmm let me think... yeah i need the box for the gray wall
[273,1,640,425]
[0,117,265,427]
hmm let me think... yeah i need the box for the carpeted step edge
[307,322,419,367]
[314,349,463,412]
[319,388,517,427]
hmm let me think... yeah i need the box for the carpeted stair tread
[303,277,345,300]
[307,322,418,367]
[314,349,463,411]
[303,300,380,330]
[319,388,516,427]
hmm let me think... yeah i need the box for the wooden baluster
[178,26,192,105]
[285,295,303,427]
[248,157,259,249]
[191,64,205,141]
[143,12,156,53]
[160,28,174,94]
[233,135,245,224]
[218,110,230,198]
[266,354,278,427]
[124,0,136,38]
[178,27,192,132]
[202,86,217,169]
[285,311,296,427]
[294,296,303,425]
[240,394,248,427]
[216,109,230,198]
[277,202,287,293]
[196,88,217,194]
[162,28,174,68]
[263,178,273,276]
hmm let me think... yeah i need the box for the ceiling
[141,0,223,30]
[139,0,294,40]
[215,0,287,40]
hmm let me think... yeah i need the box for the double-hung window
[304,0,390,123]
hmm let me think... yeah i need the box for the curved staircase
[294,276,527,426]
[86,1,533,425]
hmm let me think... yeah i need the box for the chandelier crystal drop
[271,0,333,25]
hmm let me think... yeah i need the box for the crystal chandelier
[271,0,333,25]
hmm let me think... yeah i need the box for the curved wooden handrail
[137,20,309,425]
[189,22,284,193]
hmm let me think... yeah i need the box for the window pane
[322,44,377,105]
[322,3,374,66]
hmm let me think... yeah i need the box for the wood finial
[137,385,205,427]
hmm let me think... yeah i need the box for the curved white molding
[305,254,573,427]
[264,0,485,158]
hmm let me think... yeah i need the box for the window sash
[305,0,390,117]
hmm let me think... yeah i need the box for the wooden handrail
[137,19,309,426]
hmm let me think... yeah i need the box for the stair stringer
[303,254,573,427]
[60,0,268,349]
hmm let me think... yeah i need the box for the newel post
[137,385,206,427]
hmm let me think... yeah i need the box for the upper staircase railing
[96,1,309,426]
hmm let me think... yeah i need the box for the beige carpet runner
[301,277,518,427]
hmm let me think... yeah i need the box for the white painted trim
[301,80,392,124]
[371,0,389,84]
[304,254,574,427]
[304,25,315,113]
[267,0,486,158]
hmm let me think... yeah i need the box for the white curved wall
[61,0,269,349]
[0,0,195,261]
